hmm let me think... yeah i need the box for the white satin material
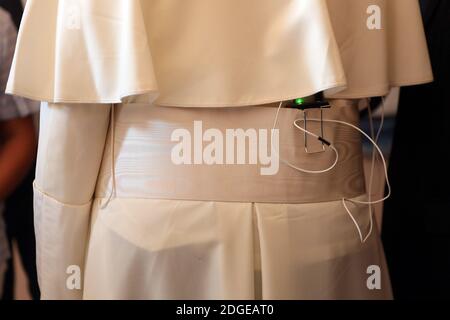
[0,203,8,297]
[33,101,392,299]
[325,0,433,99]
[84,194,391,300]
[7,0,432,105]
[95,102,366,203]
[7,0,346,106]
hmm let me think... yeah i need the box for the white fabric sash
[96,100,366,203]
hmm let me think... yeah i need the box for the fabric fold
[33,102,111,299]
[7,0,159,104]
[82,195,392,299]
[33,184,92,300]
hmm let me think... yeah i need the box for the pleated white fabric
[0,203,8,297]
[83,195,390,300]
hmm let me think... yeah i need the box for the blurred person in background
[0,4,38,298]
[0,0,22,29]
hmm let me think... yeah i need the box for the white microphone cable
[273,99,391,243]
[101,103,117,209]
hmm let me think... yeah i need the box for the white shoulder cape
[7,0,434,105]
[7,0,347,106]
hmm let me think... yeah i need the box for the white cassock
[7,0,432,300]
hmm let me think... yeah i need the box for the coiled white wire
[103,100,391,243]
[272,100,391,243]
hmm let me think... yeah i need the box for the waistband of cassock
[95,100,366,204]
